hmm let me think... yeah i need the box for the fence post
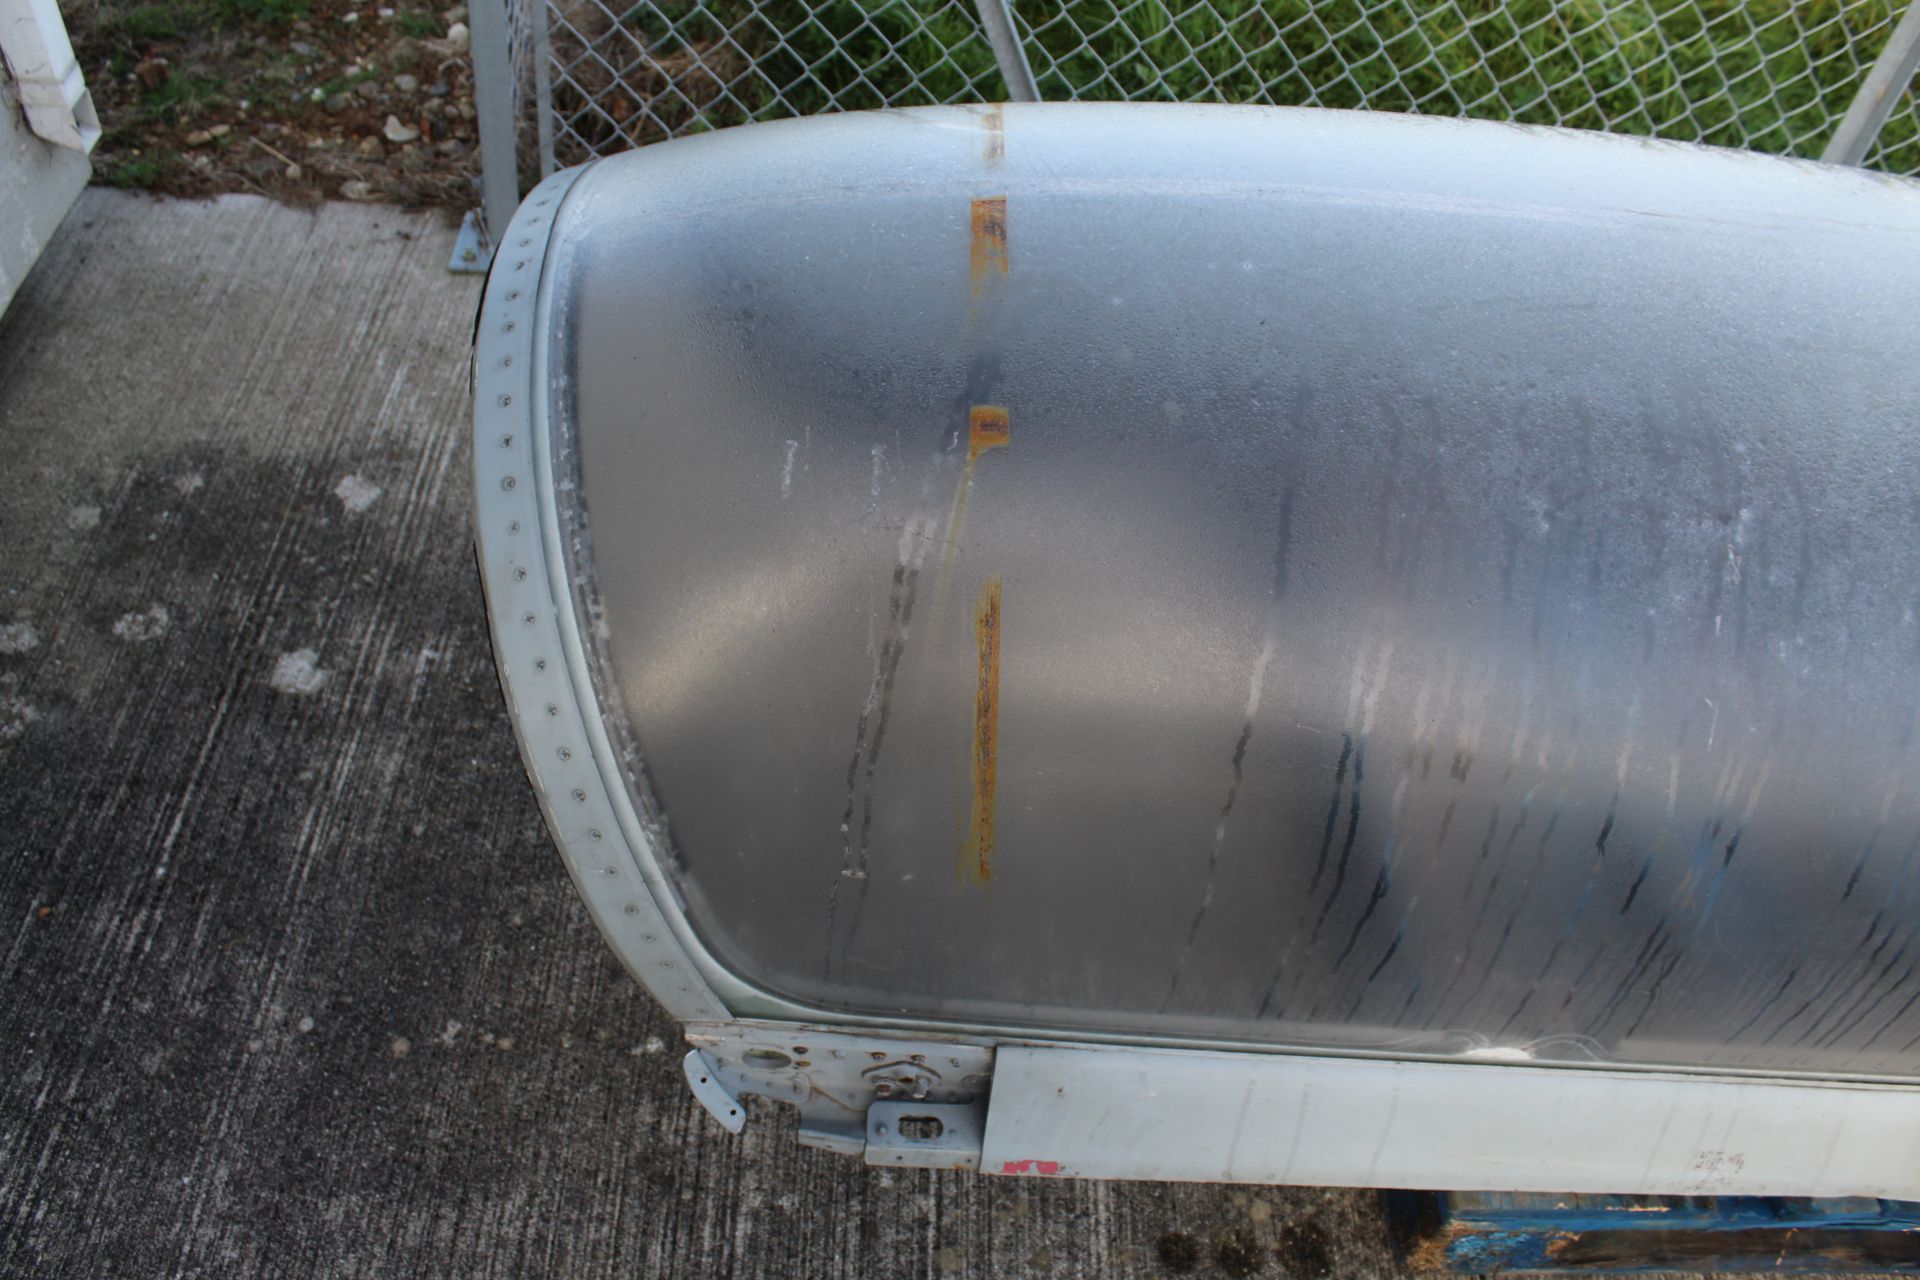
[972,0,1039,102]
[469,0,521,248]
[1824,1,1920,166]
[532,0,556,179]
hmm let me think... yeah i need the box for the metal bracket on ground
[683,1049,746,1134]
[448,209,490,273]
[683,1020,995,1158]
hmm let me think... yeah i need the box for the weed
[394,9,439,37]
[141,72,225,120]
[103,154,169,186]
[211,0,311,28]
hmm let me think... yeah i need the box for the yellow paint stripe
[935,404,1011,598]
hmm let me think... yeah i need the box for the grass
[393,8,441,37]
[552,0,1920,173]
[101,154,170,186]
[91,0,309,42]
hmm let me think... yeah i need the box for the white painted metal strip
[0,0,98,152]
[982,1044,1920,1196]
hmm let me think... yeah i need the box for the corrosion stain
[970,196,1008,293]
[968,403,1010,457]
[983,105,1005,163]
[967,576,1002,883]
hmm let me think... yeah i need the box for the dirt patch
[65,0,481,210]
[1214,1228,1267,1278]
[1276,1220,1335,1278]
[1156,1230,1201,1275]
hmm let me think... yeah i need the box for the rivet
[501,476,517,491]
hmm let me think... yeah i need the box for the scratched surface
[558,104,1920,1076]
[0,190,1421,1278]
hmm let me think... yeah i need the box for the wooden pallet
[1384,1191,1920,1274]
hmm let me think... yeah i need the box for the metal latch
[864,1100,985,1171]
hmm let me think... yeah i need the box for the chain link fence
[470,0,1920,235]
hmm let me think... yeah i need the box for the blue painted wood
[1383,1191,1920,1273]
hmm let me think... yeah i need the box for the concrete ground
[0,192,1873,1280]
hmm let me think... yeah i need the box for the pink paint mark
[998,1159,1062,1176]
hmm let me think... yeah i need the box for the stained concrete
[0,190,1869,1280]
